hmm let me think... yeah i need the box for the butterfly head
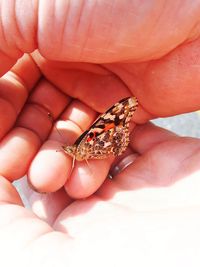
[62,145,77,158]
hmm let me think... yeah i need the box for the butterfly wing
[74,96,138,160]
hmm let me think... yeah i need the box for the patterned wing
[74,96,138,160]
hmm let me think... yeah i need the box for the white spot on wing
[104,142,111,147]
[103,113,115,120]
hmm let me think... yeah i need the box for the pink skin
[1,1,200,266]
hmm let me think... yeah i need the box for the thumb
[1,0,199,75]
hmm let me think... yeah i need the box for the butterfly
[62,96,138,162]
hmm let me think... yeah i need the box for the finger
[38,1,198,62]
[96,123,179,198]
[16,79,70,141]
[32,53,132,113]
[65,156,114,199]
[1,1,198,67]
[28,100,97,194]
[130,122,177,154]
[18,177,72,225]
[11,54,41,91]
[114,136,200,191]
[98,126,200,202]
[99,139,200,216]
[0,54,41,139]
[0,53,18,77]
[0,175,23,205]
[33,53,149,124]
[0,79,69,181]
[61,104,114,198]
[109,147,138,177]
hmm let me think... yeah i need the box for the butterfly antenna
[72,156,76,171]
[68,155,76,178]
[85,159,93,176]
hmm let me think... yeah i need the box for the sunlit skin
[1,1,200,266]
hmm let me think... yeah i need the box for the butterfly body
[62,96,138,161]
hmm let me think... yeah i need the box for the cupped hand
[1,1,200,266]
[1,123,200,266]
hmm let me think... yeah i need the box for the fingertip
[28,140,71,193]
[64,157,113,199]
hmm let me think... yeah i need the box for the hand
[0,1,200,266]
[1,123,200,266]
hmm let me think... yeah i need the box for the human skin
[0,1,200,266]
